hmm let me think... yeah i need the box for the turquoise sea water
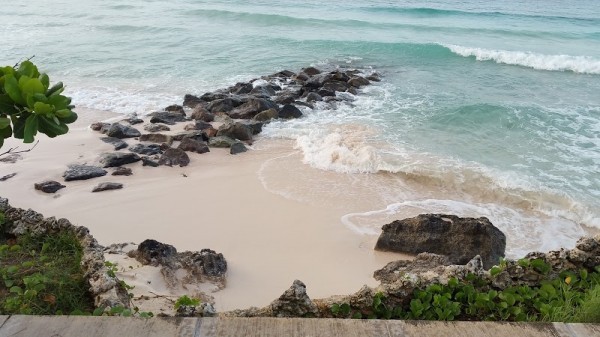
[2,0,599,254]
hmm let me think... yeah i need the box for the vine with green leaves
[0,58,77,149]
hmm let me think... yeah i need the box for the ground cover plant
[0,214,94,315]
[330,259,600,323]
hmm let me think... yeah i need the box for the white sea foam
[341,199,588,258]
[443,44,600,74]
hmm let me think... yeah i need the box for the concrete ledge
[0,316,598,337]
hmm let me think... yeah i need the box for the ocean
[2,0,599,257]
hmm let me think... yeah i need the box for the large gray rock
[230,142,248,155]
[100,137,128,150]
[34,180,66,193]
[106,123,141,139]
[133,239,178,267]
[228,98,277,119]
[270,280,318,318]
[347,76,370,88]
[129,143,163,155]
[63,165,107,181]
[144,123,171,133]
[279,104,303,119]
[178,138,210,154]
[139,133,173,145]
[217,122,253,141]
[375,214,506,269]
[190,106,214,122]
[208,136,237,148]
[99,152,141,168]
[149,111,187,125]
[253,108,279,122]
[158,148,190,167]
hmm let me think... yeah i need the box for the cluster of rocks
[127,239,228,289]
[32,65,380,195]
[0,197,130,309]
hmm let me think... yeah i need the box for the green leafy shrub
[0,59,77,148]
[174,295,200,310]
[0,232,93,315]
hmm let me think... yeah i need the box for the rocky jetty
[375,214,506,269]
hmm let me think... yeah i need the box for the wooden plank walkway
[1,316,599,337]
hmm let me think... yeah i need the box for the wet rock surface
[63,165,107,181]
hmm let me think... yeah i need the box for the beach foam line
[443,44,600,74]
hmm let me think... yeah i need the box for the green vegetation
[174,295,201,310]
[0,230,94,315]
[0,59,77,149]
[330,263,600,323]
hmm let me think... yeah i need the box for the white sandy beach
[0,108,408,312]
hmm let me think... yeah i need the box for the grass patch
[0,229,94,315]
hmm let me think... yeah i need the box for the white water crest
[444,44,600,74]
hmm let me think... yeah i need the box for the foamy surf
[443,44,600,74]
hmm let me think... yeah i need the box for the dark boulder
[141,157,160,167]
[317,89,335,97]
[217,122,253,141]
[90,122,110,132]
[279,104,303,119]
[183,94,204,108]
[112,167,133,176]
[231,82,253,95]
[34,180,66,193]
[100,137,128,150]
[144,124,171,133]
[164,104,186,115]
[158,148,190,167]
[200,91,229,102]
[305,92,323,102]
[375,214,506,269]
[250,85,276,97]
[0,173,17,181]
[92,182,123,193]
[125,117,144,125]
[269,70,295,78]
[253,108,279,122]
[173,131,208,142]
[207,98,239,113]
[184,249,228,278]
[106,123,141,139]
[133,239,178,267]
[347,76,370,88]
[178,138,210,154]
[366,72,382,82]
[63,165,107,181]
[228,98,278,119]
[129,143,163,156]
[323,81,349,93]
[100,152,141,168]
[190,106,214,122]
[230,142,248,155]
[208,136,237,148]
[302,67,321,76]
[327,71,350,83]
[149,111,187,125]
[275,95,296,105]
[139,133,173,145]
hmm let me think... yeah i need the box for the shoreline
[0,110,408,311]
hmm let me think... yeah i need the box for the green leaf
[21,78,45,96]
[93,307,106,316]
[0,117,9,129]
[33,102,53,115]
[37,115,68,137]
[10,286,23,295]
[331,303,340,315]
[46,81,63,96]
[18,61,39,78]
[24,114,38,143]
[4,75,24,105]
[58,111,77,124]
[48,94,70,110]
[40,73,49,89]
